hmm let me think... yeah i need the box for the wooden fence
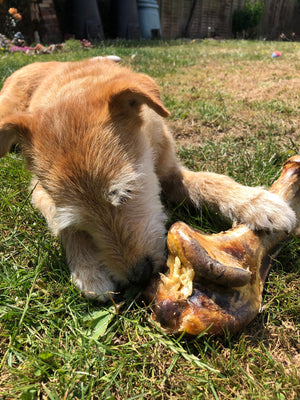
[157,0,300,40]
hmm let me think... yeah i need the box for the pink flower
[10,46,30,53]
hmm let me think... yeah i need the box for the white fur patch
[107,167,143,206]
[54,206,82,233]
[91,55,121,63]
[71,268,117,302]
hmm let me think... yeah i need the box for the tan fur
[0,59,296,301]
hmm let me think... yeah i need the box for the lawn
[0,39,299,399]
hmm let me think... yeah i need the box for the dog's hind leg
[0,61,59,119]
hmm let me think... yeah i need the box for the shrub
[232,0,265,38]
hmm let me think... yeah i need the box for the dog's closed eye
[107,169,141,207]
[107,188,133,206]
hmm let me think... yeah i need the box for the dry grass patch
[162,44,300,148]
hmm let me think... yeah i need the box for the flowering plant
[0,33,9,51]
[4,7,22,40]
[10,46,31,53]
[80,39,93,49]
[8,8,22,21]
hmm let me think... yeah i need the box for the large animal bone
[144,156,300,335]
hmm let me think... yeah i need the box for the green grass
[0,40,300,399]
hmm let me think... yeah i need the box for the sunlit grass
[0,40,299,399]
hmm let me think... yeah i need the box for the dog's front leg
[161,167,296,232]
[149,121,294,232]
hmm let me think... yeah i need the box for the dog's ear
[0,114,32,158]
[108,75,170,118]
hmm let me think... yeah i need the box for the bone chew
[144,156,300,335]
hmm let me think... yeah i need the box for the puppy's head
[0,67,170,289]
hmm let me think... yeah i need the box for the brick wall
[34,0,62,42]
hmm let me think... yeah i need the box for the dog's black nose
[130,256,154,286]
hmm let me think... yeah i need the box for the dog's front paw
[229,189,297,232]
[71,268,117,302]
